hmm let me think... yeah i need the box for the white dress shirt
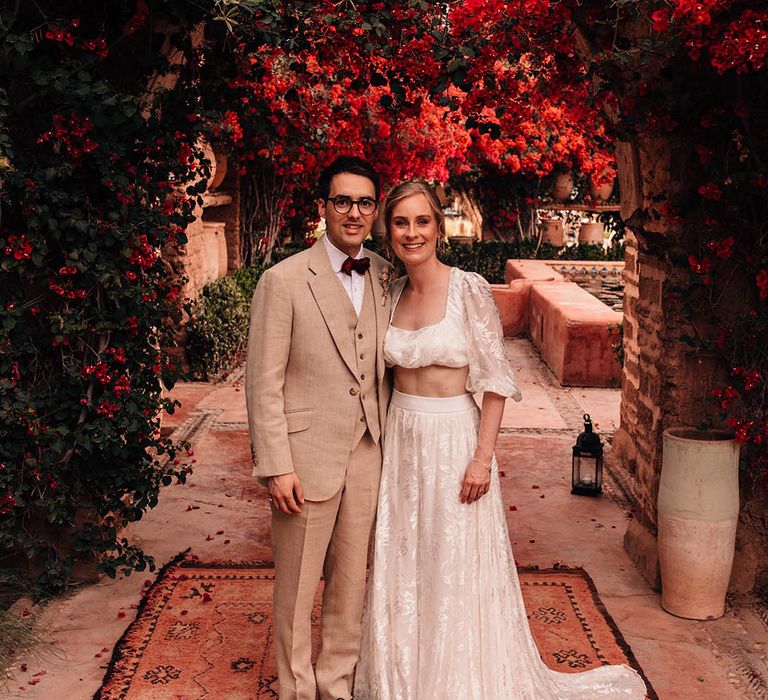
[323,234,367,317]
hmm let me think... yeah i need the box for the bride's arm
[474,392,505,464]
[460,391,504,504]
[459,270,523,504]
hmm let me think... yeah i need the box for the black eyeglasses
[325,196,378,216]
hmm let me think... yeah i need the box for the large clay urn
[209,148,228,191]
[657,427,740,620]
[551,170,574,203]
[540,218,564,246]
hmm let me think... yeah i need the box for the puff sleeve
[462,271,523,401]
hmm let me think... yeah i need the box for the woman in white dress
[354,181,648,699]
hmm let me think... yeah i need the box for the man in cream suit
[245,157,391,700]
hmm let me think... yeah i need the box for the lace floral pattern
[383,268,522,400]
[356,271,647,698]
[354,392,648,700]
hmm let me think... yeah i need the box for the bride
[354,181,647,699]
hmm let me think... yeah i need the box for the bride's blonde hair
[383,181,446,245]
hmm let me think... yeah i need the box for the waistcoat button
[349,388,358,396]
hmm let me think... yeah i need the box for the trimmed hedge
[186,266,266,380]
[437,240,625,283]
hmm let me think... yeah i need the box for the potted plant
[540,217,564,246]
[551,168,574,203]
[587,169,615,202]
[578,214,605,244]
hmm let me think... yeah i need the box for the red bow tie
[341,256,370,276]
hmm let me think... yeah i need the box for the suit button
[360,374,366,380]
[349,388,358,396]
[360,416,366,423]
[359,353,364,360]
[357,333,363,339]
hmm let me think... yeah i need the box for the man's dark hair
[318,157,381,201]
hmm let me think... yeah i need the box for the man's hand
[268,472,305,514]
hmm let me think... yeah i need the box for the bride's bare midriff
[393,364,470,398]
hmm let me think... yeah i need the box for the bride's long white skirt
[354,390,647,700]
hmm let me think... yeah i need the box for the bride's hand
[460,460,491,504]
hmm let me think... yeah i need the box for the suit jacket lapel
[308,242,359,377]
[369,257,391,383]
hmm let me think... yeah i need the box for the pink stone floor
[5,340,762,699]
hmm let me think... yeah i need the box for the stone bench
[490,258,622,387]
[491,260,564,336]
[528,282,622,387]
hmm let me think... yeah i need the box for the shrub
[0,2,215,591]
[0,571,44,678]
[186,267,266,380]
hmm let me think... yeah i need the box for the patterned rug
[95,560,657,699]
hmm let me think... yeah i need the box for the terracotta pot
[588,174,615,202]
[551,171,574,203]
[658,427,740,620]
[372,207,387,240]
[578,221,604,244]
[209,149,228,191]
[540,219,564,246]
[447,235,474,246]
[201,140,217,191]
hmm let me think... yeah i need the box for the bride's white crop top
[384,267,522,401]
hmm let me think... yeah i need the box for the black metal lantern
[571,413,603,496]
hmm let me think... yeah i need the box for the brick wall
[615,216,762,591]
[614,231,665,529]
[616,232,730,511]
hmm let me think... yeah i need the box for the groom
[245,157,391,700]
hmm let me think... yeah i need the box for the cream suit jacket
[245,240,392,501]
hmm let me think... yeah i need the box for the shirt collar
[323,234,365,273]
